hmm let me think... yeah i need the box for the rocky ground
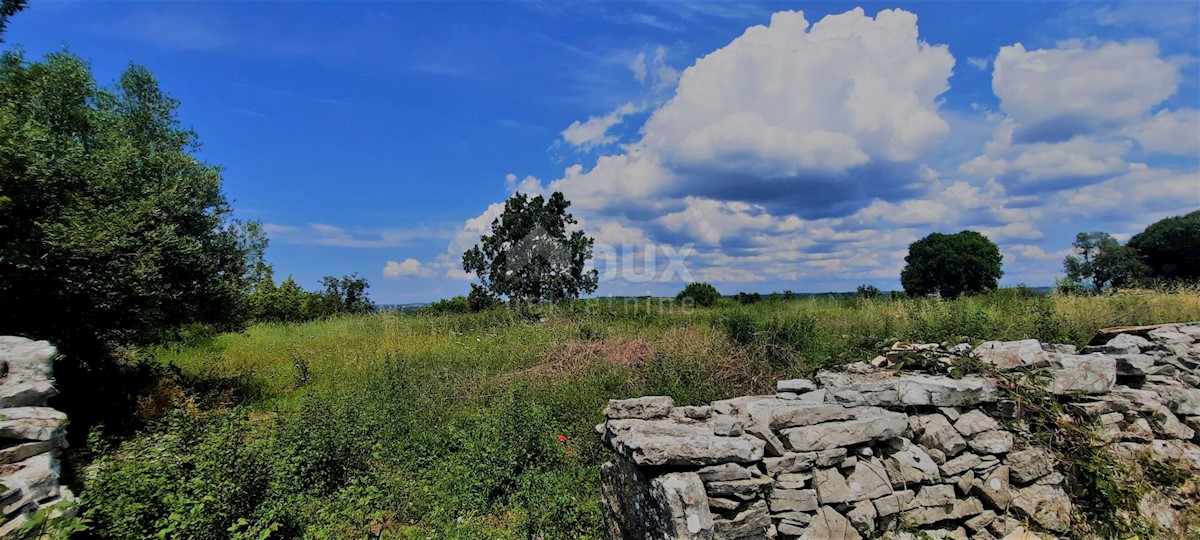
[598,322,1200,540]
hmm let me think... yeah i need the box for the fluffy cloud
[1126,108,1200,155]
[965,38,1188,196]
[551,8,955,222]
[560,102,642,150]
[993,39,1180,143]
[383,258,433,278]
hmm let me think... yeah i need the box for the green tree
[676,282,721,307]
[0,0,27,41]
[315,274,373,316]
[462,192,598,304]
[0,51,266,348]
[856,284,881,299]
[1127,210,1200,283]
[1063,232,1147,291]
[900,231,1003,299]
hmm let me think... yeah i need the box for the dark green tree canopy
[676,282,720,307]
[900,231,1003,299]
[1128,210,1200,282]
[0,51,265,346]
[462,191,598,304]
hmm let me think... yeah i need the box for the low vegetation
[76,289,1200,539]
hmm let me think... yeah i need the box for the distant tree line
[247,268,373,323]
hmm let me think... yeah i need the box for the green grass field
[78,290,1200,539]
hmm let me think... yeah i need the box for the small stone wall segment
[597,322,1200,540]
[0,337,75,535]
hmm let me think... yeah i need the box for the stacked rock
[597,322,1200,540]
[0,337,75,535]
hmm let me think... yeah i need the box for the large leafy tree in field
[462,192,598,304]
[1128,210,1200,283]
[0,51,266,348]
[900,231,1003,299]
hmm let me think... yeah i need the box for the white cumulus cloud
[383,258,433,278]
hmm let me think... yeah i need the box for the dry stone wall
[598,322,1200,540]
[0,337,75,535]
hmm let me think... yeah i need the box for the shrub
[857,284,882,299]
[676,282,721,307]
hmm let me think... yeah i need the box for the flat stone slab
[1047,354,1116,395]
[974,339,1048,370]
[817,371,997,407]
[605,396,675,420]
[779,408,908,451]
[604,418,765,466]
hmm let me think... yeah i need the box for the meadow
[77,289,1200,539]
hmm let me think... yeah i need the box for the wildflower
[556,434,567,443]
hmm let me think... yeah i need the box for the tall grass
[81,289,1200,539]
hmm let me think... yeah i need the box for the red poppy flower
[556,434,567,443]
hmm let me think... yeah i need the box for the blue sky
[9,1,1199,303]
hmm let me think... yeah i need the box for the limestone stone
[974,339,1047,370]
[604,418,766,466]
[0,407,67,442]
[846,499,877,533]
[705,477,772,500]
[1114,354,1157,378]
[883,443,940,487]
[964,510,998,532]
[1010,483,1073,533]
[972,465,1013,511]
[872,490,912,517]
[1084,333,1152,355]
[953,410,999,437]
[1149,327,1194,345]
[763,452,818,475]
[799,507,860,540]
[779,409,908,452]
[1154,387,1200,416]
[1150,439,1200,468]
[901,497,984,526]
[915,414,968,457]
[711,415,744,437]
[816,448,848,467]
[0,338,57,408]
[697,463,753,483]
[707,497,740,511]
[671,406,712,422]
[1047,354,1116,395]
[910,484,956,507]
[1,453,61,516]
[954,470,975,496]
[817,371,998,407]
[0,440,54,465]
[777,379,817,393]
[1149,406,1195,440]
[713,499,769,538]
[769,488,818,513]
[775,474,810,490]
[1006,448,1054,484]
[813,460,890,504]
[605,396,675,419]
[967,431,1014,454]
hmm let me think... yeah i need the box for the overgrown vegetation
[74,289,1200,539]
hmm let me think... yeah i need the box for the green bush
[676,282,721,307]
